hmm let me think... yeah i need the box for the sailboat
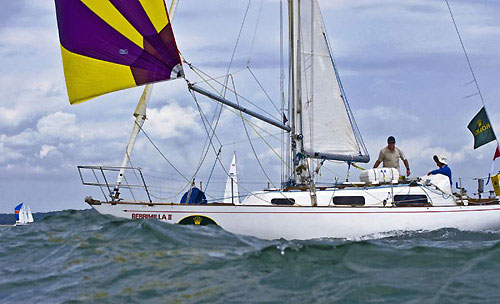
[14,203,34,226]
[27,206,34,224]
[223,153,240,205]
[54,0,500,240]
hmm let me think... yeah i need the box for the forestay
[295,0,368,162]
[54,0,184,104]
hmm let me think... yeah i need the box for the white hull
[89,201,500,240]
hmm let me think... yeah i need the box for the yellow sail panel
[61,46,136,104]
[139,0,169,33]
[81,0,144,48]
[54,0,183,104]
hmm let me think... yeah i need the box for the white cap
[433,154,448,165]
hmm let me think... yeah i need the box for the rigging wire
[247,0,264,66]
[186,62,286,145]
[188,62,282,121]
[230,75,278,189]
[444,0,486,107]
[173,0,253,195]
[224,0,252,96]
[131,120,213,201]
[444,0,498,145]
[204,147,222,191]
[132,123,188,180]
[246,67,282,115]
[189,87,276,204]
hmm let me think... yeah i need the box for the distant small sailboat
[27,206,34,224]
[15,203,34,226]
[223,153,240,205]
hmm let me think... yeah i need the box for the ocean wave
[1,209,500,303]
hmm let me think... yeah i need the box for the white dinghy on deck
[56,0,500,240]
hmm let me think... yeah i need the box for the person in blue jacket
[427,154,452,185]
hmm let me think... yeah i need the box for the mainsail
[294,0,369,162]
[54,0,184,104]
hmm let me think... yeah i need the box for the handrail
[77,166,152,203]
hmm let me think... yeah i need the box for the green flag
[468,107,497,149]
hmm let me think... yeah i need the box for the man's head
[433,154,448,168]
[387,136,396,151]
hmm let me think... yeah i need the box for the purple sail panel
[157,23,182,71]
[55,0,143,67]
[109,0,158,37]
[109,0,180,70]
[132,24,183,85]
[55,0,175,82]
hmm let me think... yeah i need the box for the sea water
[1,209,499,303]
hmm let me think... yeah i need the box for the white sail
[295,0,367,161]
[27,206,34,223]
[223,154,240,204]
[16,205,27,225]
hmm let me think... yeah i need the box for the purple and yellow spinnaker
[54,0,184,104]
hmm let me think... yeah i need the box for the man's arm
[373,150,384,168]
[403,159,410,177]
[398,149,410,176]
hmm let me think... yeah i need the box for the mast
[288,0,298,185]
[288,0,308,186]
[112,0,181,200]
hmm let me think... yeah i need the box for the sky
[1,0,500,213]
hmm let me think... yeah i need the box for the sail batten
[55,0,183,104]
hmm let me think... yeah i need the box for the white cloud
[0,142,22,163]
[357,106,420,123]
[39,145,56,159]
[400,137,474,164]
[37,111,79,140]
[0,27,56,51]
[319,0,429,10]
[465,24,500,36]
[146,103,201,139]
